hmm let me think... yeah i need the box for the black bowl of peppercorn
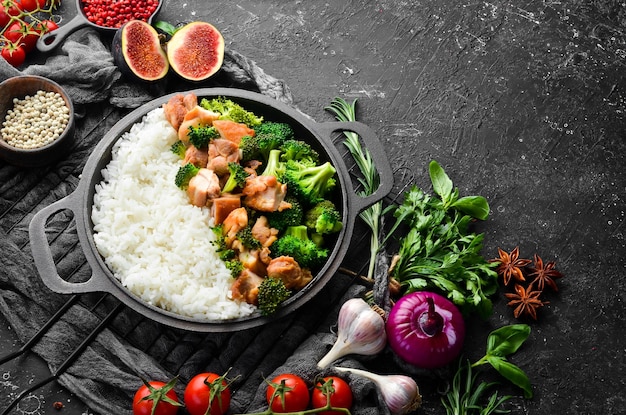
[0,75,75,168]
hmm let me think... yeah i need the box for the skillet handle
[29,193,107,294]
[36,14,88,53]
[317,121,394,213]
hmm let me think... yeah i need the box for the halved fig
[112,20,169,82]
[166,21,225,82]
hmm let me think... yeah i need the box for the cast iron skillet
[36,0,163,52]
[29,88,393,332]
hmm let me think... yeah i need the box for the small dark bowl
[0,75,75,168]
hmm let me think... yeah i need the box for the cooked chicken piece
[163,94,186,130]
[230,269,264,305]
[251,216,279,248]
[207,138,241,175]
[186,168,221,207]
[266,256,313,290]
[212,119,255,145]
[242,175,292,212]
[182,93,198,110]
[162,93,199,130]
[244,159,262,175]
[183,144,208,168]
[239,248,268,277]
[257,247,272,266]
[222,207,248,247]
[178,106,221,143]
[211,195,242,224]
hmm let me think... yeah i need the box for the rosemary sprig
[324,97,383,281]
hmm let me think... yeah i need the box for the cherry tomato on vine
[311,376,353,415]
[3,21,25,44]
[0,5,13,28]
[17,0,41,12]
[20,22,38,51]
[1,44,26,67]
[184,372,232,415]
[132,379,181,415]
[266,374,310,413]
[35,18,58,34]
[0,2,20,24]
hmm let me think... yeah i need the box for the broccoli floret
[222,162,250,193]
[310,232,324,247]
[266,196,303,232]
[253,121,295,141]
[238,133,287,163]
[187,125,219,149]
[211,224,234,259]
[200,96,263,127]
[280,139,319,164]
[257,277,292,315]
[256,133,287,161]
[236,225,262,250]
[271,225,328,269]
[261,149,286,178]
[170,140,187,158]
[282,160,337,206]
[174,163,201,189]
[304,200,343,234]
[239,135,259,163]
[224,259,244,278]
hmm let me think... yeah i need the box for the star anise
[504,284,548,320]
[490,246,531,286]
[527,254,563,292]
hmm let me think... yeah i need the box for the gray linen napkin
[0,26,395,415]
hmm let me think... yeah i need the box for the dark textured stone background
[1,1,624,414]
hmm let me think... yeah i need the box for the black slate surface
[1,1,625,415]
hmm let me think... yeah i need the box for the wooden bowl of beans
[0,75,75,168]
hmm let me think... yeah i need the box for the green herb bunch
[387,160,498,318]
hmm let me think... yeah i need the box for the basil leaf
[429,160,453,203]
[486,355,533,399]
[451,195,490,220]
[486,324,531,357]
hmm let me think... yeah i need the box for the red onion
[386,291,465,369]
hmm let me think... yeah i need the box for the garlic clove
[334,366,422,415]
[317,298,387,368]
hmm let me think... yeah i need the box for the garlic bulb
[334,366,422,415]
[317,297,387,369]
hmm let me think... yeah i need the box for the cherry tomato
[35,18,58,35]
[311,376,353,415]
[184,372,231,415]
[1,44,26,67]
[266,374,310,413]
[17,0,39,12]
[4,21,25,44]
[0,2,20,24]
[0,5,12,28]
[20,22,39,51]
[132,380,181,415]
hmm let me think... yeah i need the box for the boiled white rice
[91,107,256,320]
